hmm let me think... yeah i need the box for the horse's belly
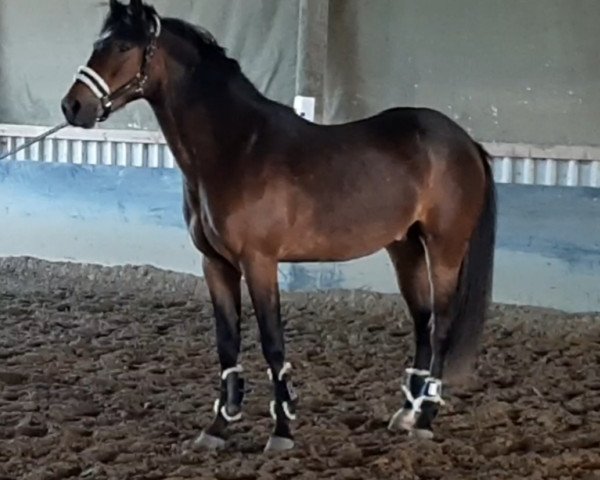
[280,244,384,263]
[278,218,409,262]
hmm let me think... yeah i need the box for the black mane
[162,18,229,62]
[100,1,239,71]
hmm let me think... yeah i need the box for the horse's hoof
[194,431,226,450]
[264,435,295,452]
[409,428,434,440]
[388,408,416,432]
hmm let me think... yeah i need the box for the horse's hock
[1,258,598,479]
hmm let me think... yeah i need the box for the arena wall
[2,0,600,149]
[1,159,598,312]
[1,1,598,312]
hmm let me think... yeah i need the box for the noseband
[74,14,162,122]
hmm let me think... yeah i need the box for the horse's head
[61,0,161,129]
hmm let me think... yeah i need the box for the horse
[61,0,497,452]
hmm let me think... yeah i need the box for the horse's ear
[129,0,143,16]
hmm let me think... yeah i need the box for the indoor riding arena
[1,2,599,480]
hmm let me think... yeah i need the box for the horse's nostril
[62,98,83,123]
[71,99,82,117]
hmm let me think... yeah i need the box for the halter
[74,14,162,122]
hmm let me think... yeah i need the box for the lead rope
[0,122,69,161]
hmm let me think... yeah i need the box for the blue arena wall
[1,160,599,312]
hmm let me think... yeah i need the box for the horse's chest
[187,193,235,258]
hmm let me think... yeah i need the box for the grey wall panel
[2,1,600,148]
[326,0,600,146]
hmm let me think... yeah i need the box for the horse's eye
[117,42,133,53]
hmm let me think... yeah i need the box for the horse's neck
[152,104,202,176]
[151,87,259,179]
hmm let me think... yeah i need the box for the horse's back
[288,106,476,157]
[365,107,475,146]
[366,107,486,177]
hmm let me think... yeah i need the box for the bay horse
[61,0,496,452]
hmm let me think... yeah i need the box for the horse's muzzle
[61,94,98,129]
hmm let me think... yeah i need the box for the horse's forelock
[101,0,156,42]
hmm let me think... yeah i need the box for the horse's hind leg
[386,230,434,434]
[195,254,244,450]
[387,227,466,439]
[411,233,468,438]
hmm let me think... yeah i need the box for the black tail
[445,143,497,380]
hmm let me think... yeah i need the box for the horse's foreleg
[195,254,243,450]
[243,254,297,452]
